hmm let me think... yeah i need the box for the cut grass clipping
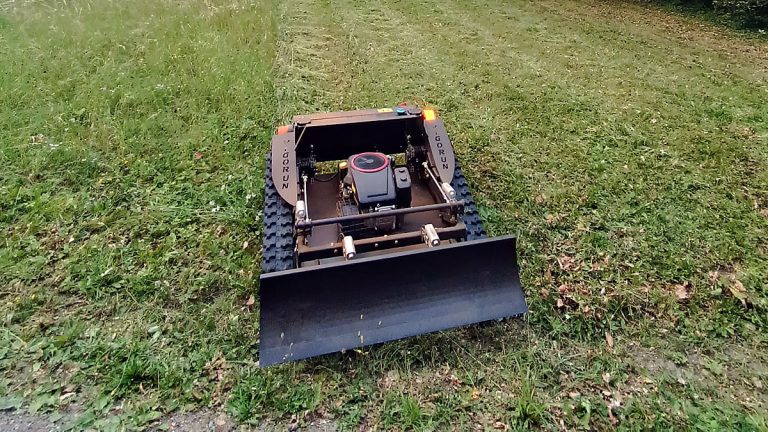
[1,0,767,430]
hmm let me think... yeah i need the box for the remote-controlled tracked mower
[259,106,527,366]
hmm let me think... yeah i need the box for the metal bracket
[342,236,356,260]
[422,224,440,247]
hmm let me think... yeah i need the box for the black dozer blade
[259,235,526,367]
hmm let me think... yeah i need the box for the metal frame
[295,201,464,229]
[296,224,467,261]
[270,106,465,267]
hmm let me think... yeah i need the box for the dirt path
[0,410,60,432]
[0,408,338,431]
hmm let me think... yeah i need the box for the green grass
[1,0,767,430]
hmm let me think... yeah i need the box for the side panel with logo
[271,132,298,206]
[423,119,456,183]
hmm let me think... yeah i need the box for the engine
[338,152,411,235]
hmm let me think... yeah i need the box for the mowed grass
[1,0,767,430]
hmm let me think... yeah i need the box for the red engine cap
[350,152,389,173]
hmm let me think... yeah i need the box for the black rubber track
[451,162,487,240]
[261,152,295,273]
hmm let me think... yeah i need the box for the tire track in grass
[448,0,768,132]
[381,0,657,216]
[542,0,768,81]
[332,1,465,106]
[398,2,768,373]
[273,0,362,118]
[278,0,465,110]
[413,2,768,214]
[347,1,766,228]
[329,0,635,182]
[273,0,515,170]
[328,0,519,179]
[328,0,596,216]
[414,0,768,179]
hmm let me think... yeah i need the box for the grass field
[1,0,767,430]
